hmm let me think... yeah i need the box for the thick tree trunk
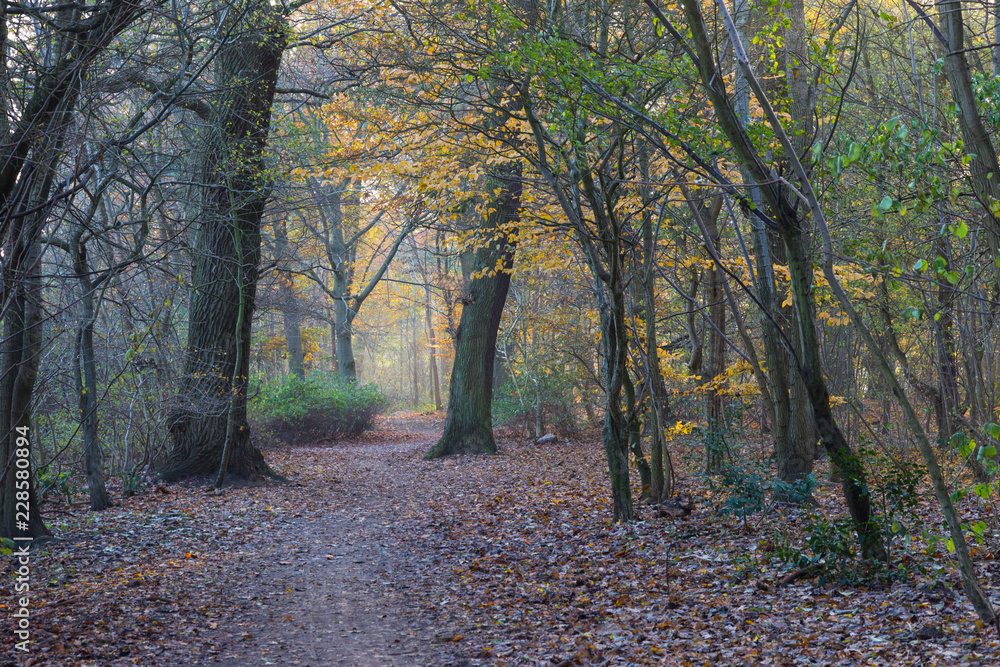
[0,237,49,538]
[164,0,285,482]
[282,306,305,380]
[425,164,521,458]
[1,126,65,539]
[782,265,818,480]
[0,97,66,536]
[335,304,357,380]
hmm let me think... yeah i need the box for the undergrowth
[710,437,930,587]
[249,372,387,446]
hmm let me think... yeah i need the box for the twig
[778,563,824,587]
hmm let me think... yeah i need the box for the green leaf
[985,423,1000,440]
[946,538,956,553]
[960,440,976,458]
[982,444,997,458]
[878,195,893,211]
[955,221,969,239]
[972,521,987,536]
[913,258,926,272]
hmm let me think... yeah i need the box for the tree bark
[0,231,49,538]
[426,164,521,458]
[164,0,285,482]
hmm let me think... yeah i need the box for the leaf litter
[2,412,999,665]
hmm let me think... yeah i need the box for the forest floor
[4,413,1000,665]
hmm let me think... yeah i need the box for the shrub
[492,376,582,439]
[777,445,925,586]
[249,372,387,445]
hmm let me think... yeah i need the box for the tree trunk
[783,278,818,479]
[783,220,882,558]
[329,189,358,381]
[0,234,49,538]
[933,233,960,446]
[425,163,521,458]
[734,0,814,489]
[411,316,420,407]
[164,0,285,482]
[0,0,146,539]
[937,0,1000,282]
[1,113,66,538]
[334,300,356,380]
[685,267,703,375]
[681,0,883,557]
[702,203,728,474]
[597,273,634,523]
[283,304,306,380]
[74,241,112,511]
[426,285,442,409]
[275,220,305,379]
[625,373,652,501]
[640,144,672,502]
[214,238,250,489]
[519,86,634,521]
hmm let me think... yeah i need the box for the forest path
[214,412,469,666]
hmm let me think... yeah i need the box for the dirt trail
[214,414,468,666]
